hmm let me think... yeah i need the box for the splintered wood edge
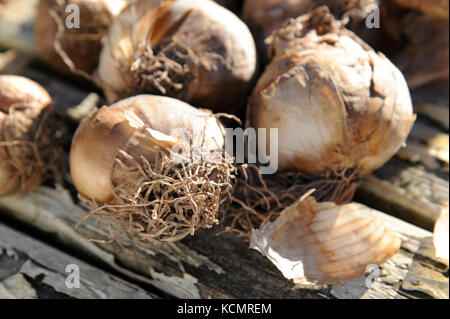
[0,221,156,299]
[0,186,228,299]
[0,186,447,299]
[358,172,447,231]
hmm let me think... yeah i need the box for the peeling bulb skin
[70,95,225,204]
[248,9,416,180]
[0,75,59,197]
[70,95,235,243]
[97,0,257,115]
[251,195,401,286]
[243,0,380,64]
[35,0,128,74]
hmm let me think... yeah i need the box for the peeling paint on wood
[0,186,448,299]
[0,222,156,299]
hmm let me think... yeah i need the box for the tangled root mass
[223,164,361,238]
[0,104,62,194]
[79,149,236,243]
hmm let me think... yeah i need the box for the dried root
[127,39,199,99]
[78,149,236,243]
[0,103,63,194]
[223,164,361,238]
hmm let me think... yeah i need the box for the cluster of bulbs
[1,0,432,285]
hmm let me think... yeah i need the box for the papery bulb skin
[97,0,257,115]
[243,0,380,64]
[251,195,401,286]
[0,75,59,196]
[248,8,416,183]
[35,0,128,74]
[70,95,225,204]
[70,95,235,242]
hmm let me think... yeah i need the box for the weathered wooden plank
[0,185,447,299]
[0,221,157,299]
[356,157,449,231]
[415,102,449,131]
[397,118,449,171]
[412,80,449,131]
[409,121,449,164]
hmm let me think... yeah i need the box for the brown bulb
[97,0,257,115]
[243,0,380,64]
[70,95,236,242]
[0,75,60,196]
[35,0,128,74]
[232,8,416,214]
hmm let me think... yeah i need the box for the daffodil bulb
[35,0,128,74]
[0,75,61,196]
[97,0,257,115]
[70,95,236,242]
[247,8,416,202]
[243,0,380,64]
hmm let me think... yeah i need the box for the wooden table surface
[0,0,448,299]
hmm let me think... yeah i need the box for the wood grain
[0,0,448,300]
[0,186,448,299]
[0,220,157,299]
[356,157,449,231]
